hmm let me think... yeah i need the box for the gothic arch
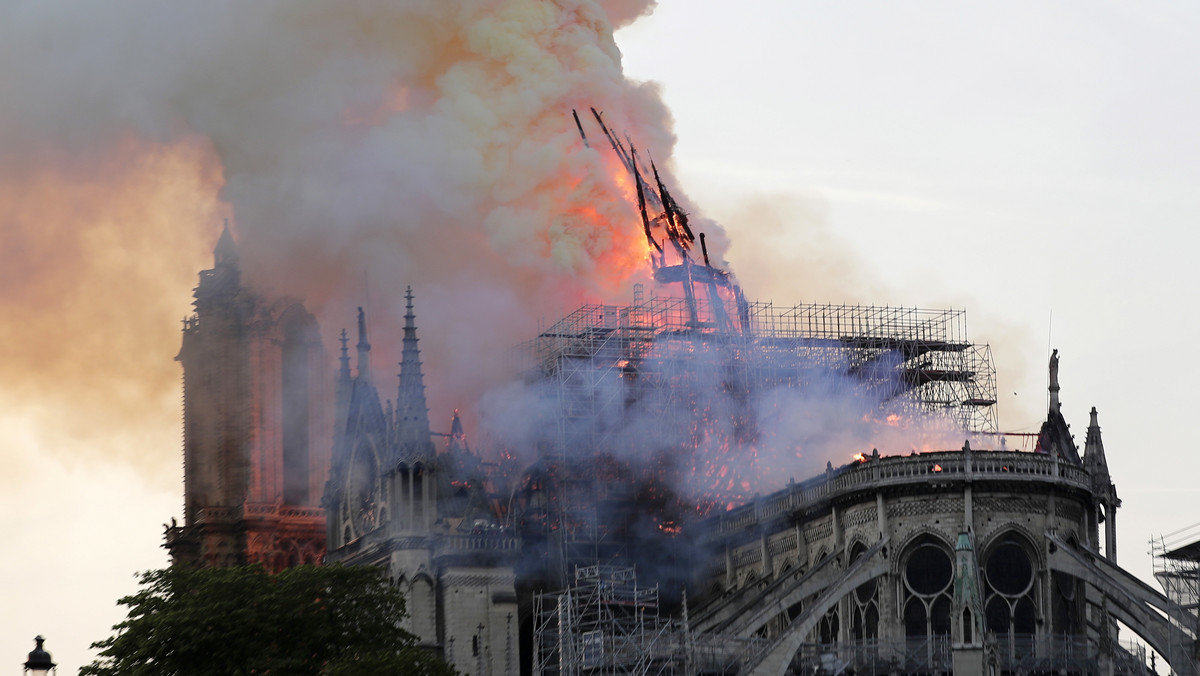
[979,528,1042,638]
[979,524,1043,569]
[739,543,891,676]
[811,547,829,569]
[896,532,955,641]
[409,573,437,641]
[273,303,321,343]
[892,528,954,577]
[846,539,880,640]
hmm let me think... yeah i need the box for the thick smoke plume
[1,0,970,503]
[1,0,678,481]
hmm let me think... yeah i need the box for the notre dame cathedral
[165,226,1197,676]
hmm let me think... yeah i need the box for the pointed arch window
[982,537,1038,636]
[901,538,954,641]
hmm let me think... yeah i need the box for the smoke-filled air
[1,0,964,504]
[1,0,668,478]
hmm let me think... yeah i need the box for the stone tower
[165,223,331,569]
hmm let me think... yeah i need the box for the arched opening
[1051,570,1083,634]
[348,442,379,536]
[982,534,1039,636]
[982,532,1042,668]
[900,535,954,666]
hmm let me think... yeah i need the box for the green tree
[82,563,456,676]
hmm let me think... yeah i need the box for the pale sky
[4,2,1200,672]
[618,0,1200,582]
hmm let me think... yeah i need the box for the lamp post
[23,636,55,675]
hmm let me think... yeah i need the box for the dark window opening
[819,609,839,644]
[986,542,1033,595]
[906,544,953,595]
[904,599,927,638]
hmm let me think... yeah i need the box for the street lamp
[23,636,55,675]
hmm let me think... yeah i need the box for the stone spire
[1083,407,1109,480]
[333,328,352,442]
[1084,406,1121,563]
[355,306,371,380]
[951,532,987,675]
[952,532,985,648]
[338,328,351,382]
[395,287,434,459]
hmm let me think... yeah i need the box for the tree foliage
[82,563,456,676]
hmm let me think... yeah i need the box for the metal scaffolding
[533,565,676,676]
[1153,523,1200,668]
[521,287,998,460]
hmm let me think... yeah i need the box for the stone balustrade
[711,449,1093,536]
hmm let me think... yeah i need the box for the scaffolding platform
[521,289,998,460]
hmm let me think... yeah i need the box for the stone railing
[711,449,1094,536]
[194,506,238,524]
[435,533,520,554]
[241,503,325,520]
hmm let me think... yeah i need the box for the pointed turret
[1084,406,1121,563]
[356,306,371,380]
[951,532,987,673]
[1083,407,1109,480]
[952,533,985,646]
[447,409,471,456]
[395,287,435,461]
[191,219,243,313]
[338,329,352,382]
[214,218,238,268]
[333,329,352,442]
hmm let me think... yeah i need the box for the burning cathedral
[164,118,1196,676]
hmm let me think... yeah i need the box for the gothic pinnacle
[356,306,371,379]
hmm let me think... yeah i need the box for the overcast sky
[4,2,1200,671]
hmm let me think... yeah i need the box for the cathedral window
[982,537,1038,636]
[901,538,954,642]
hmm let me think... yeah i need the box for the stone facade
[165,229,1191,675]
